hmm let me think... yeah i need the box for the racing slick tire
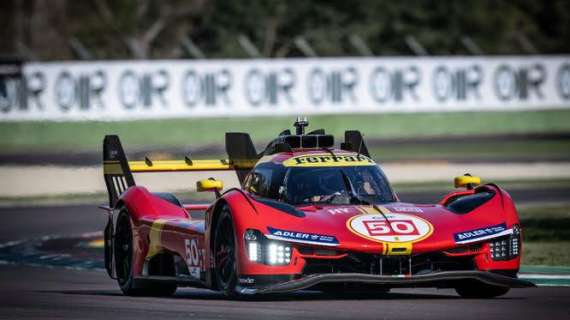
[114,209,177,297]
[454,280,510,298]
[213,205,239,296]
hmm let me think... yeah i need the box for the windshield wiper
[340,170,396,233]
[339,170,369,205]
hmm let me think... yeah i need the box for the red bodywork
[109,149,523,293]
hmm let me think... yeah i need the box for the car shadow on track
[44,289,498,301]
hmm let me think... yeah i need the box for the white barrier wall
[1,56,569,121]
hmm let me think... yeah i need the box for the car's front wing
[237,271,535,295]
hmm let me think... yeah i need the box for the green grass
[1,110,570,153]
[518,204,570,243]
[372,139,570,162]
[518,204,570,221]
[523,242,570,266]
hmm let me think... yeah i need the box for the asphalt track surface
[1,189,569,319]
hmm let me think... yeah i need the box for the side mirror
[197,178,223,197]
[454,174,481,190]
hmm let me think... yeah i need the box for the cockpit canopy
[244,155,395,206]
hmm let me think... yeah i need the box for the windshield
[283,166,395,205]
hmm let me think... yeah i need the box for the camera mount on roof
[294,116,309,135]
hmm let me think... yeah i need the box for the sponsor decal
[184,238,204,279]
[454,223,510,244]
[282,154,375,167]
[147,219,167,257]
[239,277,255,285]
[388,206,424,213]
[267,227,339,246]
[327,207,352,215]
[347,213,433,243]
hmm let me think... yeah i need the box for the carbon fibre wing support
[342,130,370,158]
[226,132,259,186]
[103,135,136,207]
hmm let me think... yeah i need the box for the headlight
[511,225,520,256]
[244,229,292,265]
[248,241,260,262]
[267,242,291,265]
[488,224,521,261]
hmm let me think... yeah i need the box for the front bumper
[237,271,535,295]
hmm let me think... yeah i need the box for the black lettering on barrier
[0,77,19,113]
[494,64,545,101]
[557,63,570,100]
[119,69,170,109]
[308,67,358,105]
[245,68,295,106]
[369,66,420,103]
[2,71,46,113]
[24,71,45,111]
[54,70,107,112]
[182,69,231,107]
[90,71,106,109]
[433,65,482,102]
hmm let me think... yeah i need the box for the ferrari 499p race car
[100,117,533,298]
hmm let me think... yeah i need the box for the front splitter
[237,271,535,295]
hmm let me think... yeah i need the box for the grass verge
[371,139,570,162]
[2,110,570,153]
[523,242,570,266]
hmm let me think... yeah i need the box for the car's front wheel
[213,206,238,296]
[455,280,510,298]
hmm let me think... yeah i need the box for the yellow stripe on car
[283,154,375,167]
[147,219,168,257]
[384,241,413,256]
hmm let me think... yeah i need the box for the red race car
[100,117,533,298]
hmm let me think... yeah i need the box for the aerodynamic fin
[103,135,136,207]
[342,130,370,158]
[225,132,259,185]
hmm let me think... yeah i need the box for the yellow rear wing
[104,159,256,174]
[102,134,258,207]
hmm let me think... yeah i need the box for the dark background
[1,0,569,61]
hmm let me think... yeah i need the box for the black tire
[114,209,177,297]
[455,280,510,298]
[213,206,238,296]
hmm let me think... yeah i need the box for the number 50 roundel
[347,213,433,243]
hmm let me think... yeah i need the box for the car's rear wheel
[455,280,510,298]
[214,206,238,296]
[114,209,177,296]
